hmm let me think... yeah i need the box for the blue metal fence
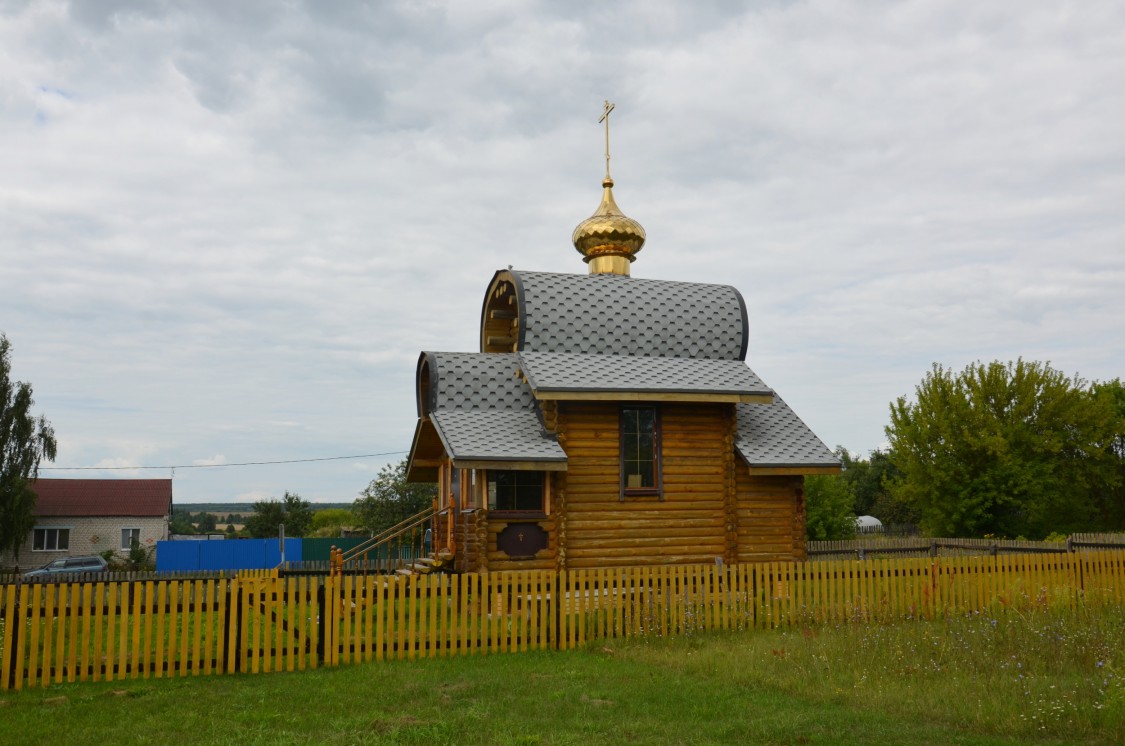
[156,538,302,572]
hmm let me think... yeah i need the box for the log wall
[733,464,806,563]
[464,401,807,572]
[452,509,485,571]
[556,402,731,568]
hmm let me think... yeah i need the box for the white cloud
[3,0,1122,500]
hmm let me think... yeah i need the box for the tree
[353,459,436,535]
[804,473,856,541]
[310,507,355,537]
[169,508,195,535]
[886,360,1122,538]
[0,335,58,561]
[835,447,915,526]
[196,513,217,532]
[1089,378,1125,529]
[244,491,313,538]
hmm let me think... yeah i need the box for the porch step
[396,561,437,576]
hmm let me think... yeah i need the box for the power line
[38,450,408,471]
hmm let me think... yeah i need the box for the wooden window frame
[619,405,663,500]
[487,470,549,519]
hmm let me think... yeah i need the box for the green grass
[1,605,1122,745]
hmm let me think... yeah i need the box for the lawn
[1,604,1122,745]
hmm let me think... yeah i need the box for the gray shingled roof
[430,410,567,465]
[517,352,773,398]
[509,271,748,360]
[422,352,563,465]
[424,352,534,412]
[734,399,840,469]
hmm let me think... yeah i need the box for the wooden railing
[3,550,1123,690]
[331,507,439,576]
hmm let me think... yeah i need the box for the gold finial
[599,100,615,183]
[572,100,646,276]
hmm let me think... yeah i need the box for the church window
[620,406,661,498]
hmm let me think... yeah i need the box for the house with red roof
[1,478,171,570]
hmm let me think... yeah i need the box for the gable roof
[734,400,840,471]
[429,410,567,470]
[501,270,749,360]
[414,352,562,472]
[30,479,172,518]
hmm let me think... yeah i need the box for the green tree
[804,473,856,541]
[886,360,1121,538]
[1089,378,1125,529]
[196,513,217,532]
[353,459,436,535]
[836,448,914,525]
[169,508,195,535]
[310,507,355,537]
[0,335,58,561]
[244,491,313,538]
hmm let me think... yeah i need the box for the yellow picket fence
[3,550,1124,690]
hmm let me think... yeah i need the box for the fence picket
[1,584,17,690]
[4,551,1125,691]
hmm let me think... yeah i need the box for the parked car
[23,555,109,578]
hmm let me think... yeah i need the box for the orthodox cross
[599,99,616,180]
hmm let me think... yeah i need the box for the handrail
[340,506,438,565]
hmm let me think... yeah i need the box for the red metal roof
[30,479,172,518]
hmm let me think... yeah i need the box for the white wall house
[1,478,171,570]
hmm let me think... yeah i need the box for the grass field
[1,602,1122,745]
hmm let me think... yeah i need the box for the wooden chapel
[405,105,839,572]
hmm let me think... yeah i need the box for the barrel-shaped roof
[419,352,533,415]
[505,271,748,360]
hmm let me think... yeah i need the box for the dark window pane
[621,406,659,492]
[490,471,544,512]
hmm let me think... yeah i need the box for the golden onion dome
[571,176,646,276]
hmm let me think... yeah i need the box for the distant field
[175,503,353,513]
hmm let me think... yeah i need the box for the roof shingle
[517,352,773,399]
[509,271,748,360]
[430,410,567,465]
[30,479,172,517]
[424,352,534,412]
[734,400,839,469]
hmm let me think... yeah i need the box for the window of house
[487,471,546,514]
[32,527,70,551]
[121,528,141,550]
[620,406,661,497]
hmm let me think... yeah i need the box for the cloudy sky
[2,1,1122,504]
